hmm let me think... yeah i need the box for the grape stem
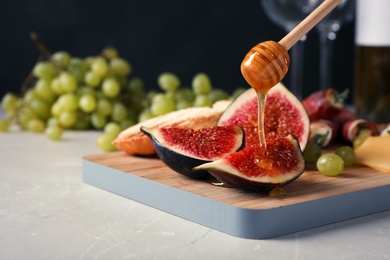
[29,31,52,59]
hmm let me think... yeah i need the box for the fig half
[141,125,245,179]
[194,135,305,190]
[218,82,310,150]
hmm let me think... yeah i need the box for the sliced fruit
[194,135,305,190]
[218,83,309,150]
[141,125,245,179]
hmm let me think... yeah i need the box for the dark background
[0,0,355,101]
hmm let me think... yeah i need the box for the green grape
[51,77,65,95]
[157,72,180,92]
[79,94,97,113]
[29,98,50,120]
[150,94,176,116]
[91,57,108,78]
[96,98,113,117]
[33,61,56,79]
[51,102,64,117]
[1,92,18,113]
[91,112,107,129]
[111,102,127,122]
[58,111,77,128]
[176,87,195,102]
[51,51,71,68]
[96,133,117,152]
[23,89,38,103]
[18,107,37,130]
[208,89,228,103]
[59,71,77,93]
[102,46,118,60]
[0,119,10,132]
[102,77,120,98]
[353,134,370,149]
[120,118,135,130]
[110,57,131,77]
[316,154,344,177]
[192,72,212,95]
[58,93,78,111]
[104,122,122,137]
[193,94,212,107]
[45,125,63,140]
[68,58,89,82]
[75,86,95,96]
[84,71,101,87]
[303,142,322,163]
[34,79,56,102]
[27,118,45,132]
[176,100,192,110]
[138,109,154,122]
[73,112,91,130]
[47,117,60,127]
[229,87,246,100]
[335,146,356,166]
[128,77,145,97]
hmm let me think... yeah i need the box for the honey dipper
[241,0,343,93]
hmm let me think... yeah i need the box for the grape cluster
[0,47,243,151]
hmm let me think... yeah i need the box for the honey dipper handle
[279,0,343,50]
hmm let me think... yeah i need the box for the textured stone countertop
[1,117,390,259]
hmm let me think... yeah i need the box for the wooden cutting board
[82,151,390,239]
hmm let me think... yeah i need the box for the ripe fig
[194,135,305,191]
[218,83,310,150]
[140,125,245,179]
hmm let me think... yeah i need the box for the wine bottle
[354,0,390,123]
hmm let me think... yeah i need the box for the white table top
[1,113,390,259]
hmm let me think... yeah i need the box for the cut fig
[194,135,305,191]
[218,83,310,150]
[140,125,245,179]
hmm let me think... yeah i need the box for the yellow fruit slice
[355,136,390,173]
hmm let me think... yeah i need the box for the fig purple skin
[140,126,245,180]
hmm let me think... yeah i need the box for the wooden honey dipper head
[241,0,343,94]
[240,41,290,94]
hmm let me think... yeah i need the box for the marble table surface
[1,118,390,259]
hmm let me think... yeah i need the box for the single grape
[59,72,77,93]
[1,92,18,113]
[57,93,78,111]
[102,77,120,98]
[33,61,56,79]
[18,107,37,130]
[127,77,145,97]
[96,133,117,152]
[96,98,113,117]
[23,89,38,103]
[104,122,122,137]
[208,89,228,103]
[111,102,127,122]
[138,109,154,122]
[79,94,97,113]
[353,134,370,149]
[45,125,63,140]
[192,72,212,95]
[51,77,65,95]
[27,118,46,132]
[29,98,51,120]
[91,113,107,129]
[0,119,10,132]
[68,58,89,83]
[335,146,356,166]
[47,117,60,127]
[110,57,131,77]
[34,79,56,103]
[91,57,108,78]
[316,154,344,177]
[150,94,176,116]
[58,111,77,128]
[84,71,101,87]
[51,51,71,68]
[193,94,212,107]
[157,72,180,92]
[175,87,194,102]
[303,142,322,163]
[102,46,118,60]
